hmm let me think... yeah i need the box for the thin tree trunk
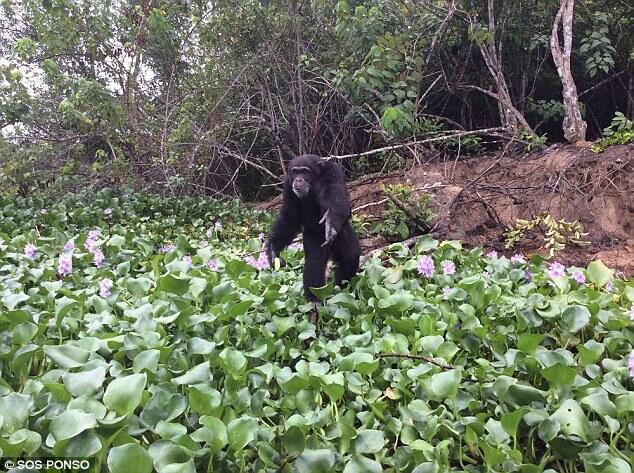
[468,1,535,136]
[550,0,587,143]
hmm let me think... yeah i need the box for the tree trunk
[468,0,535,136]
[550,0,587,143]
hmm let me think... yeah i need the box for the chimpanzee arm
[316,160,351,246]
[265,185,301,263]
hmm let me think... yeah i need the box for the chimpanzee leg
[332,223,361,287]
[302,231,330,302]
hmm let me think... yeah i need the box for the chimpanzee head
[288,154,322,199]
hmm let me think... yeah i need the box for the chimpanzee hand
[319,209,338,247]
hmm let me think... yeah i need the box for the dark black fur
[266,154,361,302]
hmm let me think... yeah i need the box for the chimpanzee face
[291,166,312,198]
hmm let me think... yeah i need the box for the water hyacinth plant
[0,193,631,473]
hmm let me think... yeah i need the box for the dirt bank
[261,144,634,276]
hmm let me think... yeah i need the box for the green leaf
[282,426,305,456]
[517,333,543,354]
[586,260,613,287]
[501,407,529,438]
[504,384,546,407]
[294,449,337,473]
[560,305,591,333]
[550,399,589,441]
[189,277,207,299]
[615,393,634,415]
[62,366,106,397]
[199,416,228,453]
[0,394,33,435]
[542,363,576,387]
[581,391,617,418]
[133,349,160,374]
[479,440,507,466]
[172,362,211,385]
[103,373,147,416]
[107,443,153,473]
[50,410,97,442]
[428,369,460,400]
[538,418,560,442]
[44,344,90,368]
[219,347,247,376]
[352,430,384,454]
[127,277,153,297]
[343,455,382,473]
[157,273,190,296]
[227,416,258,451]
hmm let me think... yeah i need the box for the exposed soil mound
[261,144,634,276]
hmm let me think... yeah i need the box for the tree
[550,0,587,143]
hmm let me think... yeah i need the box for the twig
[378,352,453,370]
[352,199,389,213]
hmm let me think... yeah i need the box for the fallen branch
[378,352,453,370]
[323,127,509,161]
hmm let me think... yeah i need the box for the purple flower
[207,259,218,271]
[246,253,270,270]
[104,208,113,218]
[159,244,176,254]
[99,278,113,298]
[84,229,101,253]
[200,240,209,248]
[93,249,105,267]
[605,281,614,292]
[524,270,533,282]
[442,287,451,300]
[258,233,265,241]
[24,243,37,260]
[84,239,97,253]
[214,221,222,231]
[58,254,73,277]
[511,254,526,264]
[482,271,490,279]
[441,260,456,275]
[206,228,213,238]
[629,303,634,321]
[290,242,303,251]
[572,271,586,285]
[64,240,75,252]
[629,351,634,379]
[486,250,498,259]
[183,255,192,264]
[417,256,435,278]
[548,261,566,278]
[258,252,270,269]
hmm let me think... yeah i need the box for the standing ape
[265,154,361,305]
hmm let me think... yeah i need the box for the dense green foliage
[1,0,633,196]
[591,112,634,153]
[0,193,632,472]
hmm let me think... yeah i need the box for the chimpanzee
[265,154,361,304]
